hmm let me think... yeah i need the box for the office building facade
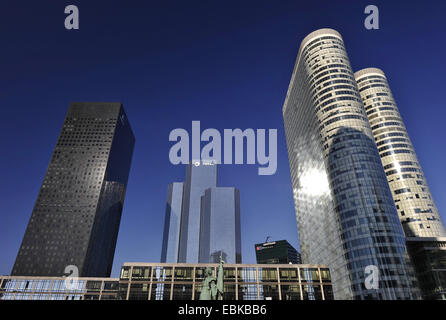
[178,161,217,262]
[255,240,302,264]
[12,102,135,277]
[161,182,184,263]
[0,276,119,300]
[199,187,242,264]
[282,29,419,299]
[162,161,242,264]
[0,262,333,300]
[405,237,446,299]
[355,68,446,299]
[355,68,446,238]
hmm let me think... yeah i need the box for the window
[280,285,301,300]
[279,268,299,282]
[172,284,193,300]
[174,268,193,281]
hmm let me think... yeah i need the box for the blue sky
[1,0,445,277]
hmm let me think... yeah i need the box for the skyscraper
[282,29,419,299]
[178,161,217,262]
[161,182,184,263]
[199,187,241,264]
[255,240,302,265]
[161,161,242,264]
[355,68,446,299]
[12,102,135,277]
[354,68,446,238]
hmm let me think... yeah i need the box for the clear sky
[1,0,445,277]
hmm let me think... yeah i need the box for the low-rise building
[0,262,332,300]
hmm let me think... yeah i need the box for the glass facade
[282,29,420,299]
[119,263,332,300]
[355,69,446,300]
[0,263,333,300]
[161,182,184,262]
[163,161,241,264]
[406,237,446,299]
[0,277,119,300]
[12,102,135,277]
[199,187,242,264]
[178,161,217,262]
[255,240,302,264]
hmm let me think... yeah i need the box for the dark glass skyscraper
[255,240,301,265]
[12,102,135,277]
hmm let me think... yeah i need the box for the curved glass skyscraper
[283,29,419,299]
[355,68,446,238]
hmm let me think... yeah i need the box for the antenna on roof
[265,236,271,243]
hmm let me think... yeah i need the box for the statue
[199,255,225,300]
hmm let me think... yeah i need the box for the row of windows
[311,67,352,88]
[312,84,357,102]
[385,167,419,176]
[376,137,408,146]
[311,73,355,92]
[364,100,393,111]
[367,106,396,116]
[121,266,330,283]
[378,143,411,152]
[395,188,411,195]
[371,121,402,131]
[380,149,412,157]
[317,96,362,112]
[355,74,386,84]
[320,114,364,129]
[302,36,344,61]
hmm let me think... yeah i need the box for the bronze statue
[199,255,224,300]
